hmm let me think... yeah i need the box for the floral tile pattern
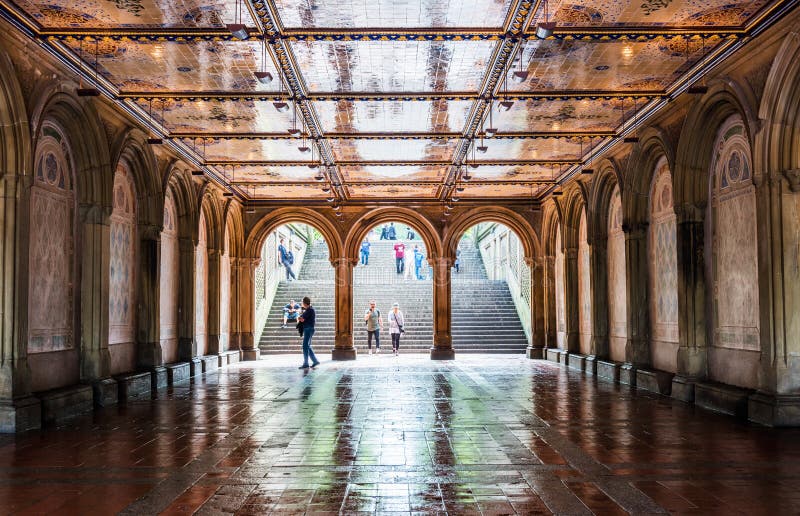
[330,139,457,162]
[346,183,439,198]
[339,165,446,182]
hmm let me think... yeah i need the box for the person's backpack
[287,251,294,265]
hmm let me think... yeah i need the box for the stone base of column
[92,377,118,407]
[526,346,544,359]
[242,349,261,361]
[151,366,168,390]
[189,357,203,377]
[332,348,357,361]
[671,375,697,403]
[748,392,800,427]
[430,347,455,360]
[0,396,41,433]
[619,363,637,386]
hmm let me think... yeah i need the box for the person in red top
[393,241,406,274]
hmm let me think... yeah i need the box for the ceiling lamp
[462,172,472,182]
[273,101,289,112]
[456,186,465,192]
[326,196,335,203]
[498,99,514,111]
[254,36,273,83]
[145,99,163,145]
[288,99,301,136]
[476,132,488,153]
[314,172,325,181]
[686,36,708,95]
[485,101,497,136]
[191,170,204,176]
[223,191,234,197]
[227,0,248,39]
[76,38,100,96]
[146,137,163,145]
[511,41,529,83]
[322,185,330,193]
[254,71,273,84]
[535,0,556,39]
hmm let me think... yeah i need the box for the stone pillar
[564,247,580,353]
[431,256,455,360]
[177,237,200,369]
[623,223,650,368]
[588,239,609,358]
[78,204,116,405]
[332,257,356,360]
[526,257,545,359]
[206,248,222,355]
[749,171,800,425]
[238,257,260,361]
[0,174,40,432]
[672,204,708,402]
[543,256,557,349]
[136,225,162,369]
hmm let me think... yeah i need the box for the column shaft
[431,257,454,360]
[332,258,356,360]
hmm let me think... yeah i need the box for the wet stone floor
[1,356,800,515]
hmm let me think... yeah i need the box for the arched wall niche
[159,187,180,364]
[246,207,343,261]
[345,207,442,266]
[606,184,627,362]
[0,48,31,176]
[577,207,592,356]
[443,206,540,262]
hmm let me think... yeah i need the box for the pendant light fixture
[462,164,472,182]
[535,0,556,39]
[581,136,595,174]
[254,36,273,84]
[485,99,498,136]
[511,40,529,83]
[623,98,640,143]
[146,99,163,145]
[288,99,301,136]
[298,120,311,153]
[223,165,236,197]
[272,72,290,112]
[77,38,100,97]
[498,65,514,111]
[687,36,709,95]
[227,0,249,40]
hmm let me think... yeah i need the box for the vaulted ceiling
[1,0,791,203]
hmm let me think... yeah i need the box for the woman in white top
[388,302,405,356]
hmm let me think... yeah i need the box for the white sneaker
[376,348,380,354]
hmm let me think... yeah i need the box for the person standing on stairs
[360,237,370,266]
[387,222,397,240]
[413,245,425,280]
[388,302,405,356]
[297,296,320,369]
[278,237,296,281]
[364,300,383,354]
[454,249,461,274]
[282,299,301,328]
[394,240,406,275]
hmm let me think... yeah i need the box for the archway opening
[451,223,530,353]
[353,222,433,355]
[255,223,334,354]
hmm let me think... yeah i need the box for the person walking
[278,237,296,281]
[393,240,406,275]
[360,238,371,266]
[454,249,461,273]
[364,300,383,354]
[413,245,425,280]
[379,225,388,240]
[388,302,405,356]
[387,222,397,240]
[297,296,320,369]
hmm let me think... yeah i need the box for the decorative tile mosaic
[14,0,255,28]
[465,164,558,182]
[460,182,547,197]
[134,99,296,132]
[272,0,514,28]
[252,184,331,198]
[315,99,473,133]
[339,165,445,182]
[291,40,495,93]
[346,183,439,198]
[190,138,313,162]
[469,137,583,162]
[330,139,457,162]
[492,98,634,132]
[214,164,319,183]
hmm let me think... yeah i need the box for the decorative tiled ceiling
[2,0,790,202]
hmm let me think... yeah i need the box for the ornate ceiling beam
[207,159,579,166]
[172,131,615,140]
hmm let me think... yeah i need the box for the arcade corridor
[1,356,798,514]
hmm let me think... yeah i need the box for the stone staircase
[259,235,529,354]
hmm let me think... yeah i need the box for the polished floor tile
[1,355,799,515]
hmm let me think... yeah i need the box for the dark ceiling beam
[206,159,579,166]
[172,131,615,139]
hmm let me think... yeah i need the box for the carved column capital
[783,169,800,192]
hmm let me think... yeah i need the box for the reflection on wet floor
[1,355,800,515]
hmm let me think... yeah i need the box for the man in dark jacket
[297,296,320,369]
[278,237,296,281]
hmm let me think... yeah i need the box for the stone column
[749,171,800,425]
[136,224,162,369]
[78,204,116,406]
[431,256,455,360]
[177,236,200,371]
[672,204,708,402]
[526,257,545,359]
[588,239,609,359]
[238,257,260,361]
[564,247,580,353]
[332,257,356,360]
[206,248,222,355]
[0,174,40,432]
[543,256,557,349]
[623,223,650,369]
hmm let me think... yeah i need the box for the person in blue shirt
[387,222,396,240]
[282,299,301,328]
[360,238,371,266]
[413,245,425,280]
[278,237,296,281]
[454,249,461,273]
[297,296,320,369]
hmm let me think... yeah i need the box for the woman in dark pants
[388,302,405,356]
[297,296,320,369]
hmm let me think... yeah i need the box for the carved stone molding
[784,169,800,192]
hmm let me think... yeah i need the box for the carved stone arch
[345,207,441,265]
[624,126,676,225]
[443,206,540,262]
[163,163,197,241]
[30,89,112,211]
[0,48,30,176]
[246,207,343,261]
[559,185,584,250]
[540,200,562,256]
[674,78,759,210]
[112,128,161,227]
[588,163,620,242]
[198,188,225,251]
[756,32,800,186]
[223,200,245,258]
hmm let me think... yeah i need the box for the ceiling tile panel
[14,0,253,28]
[292,40,495,93]
[330,139,457,162]
[460,182,547,197]
[252,184,329,198]
[68,39,279,92]
[187,138,312,162]
[466,165,558,182]
[492,98,632,133]
[470,137,582,161]
[218,164,319,183]
[314,99,473,133]
[339,165,445,182]
[346,183,439,199]
[140,99,295,133]
[506,37,719,92]
[547,0,770,28]
[272,0,514,28]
